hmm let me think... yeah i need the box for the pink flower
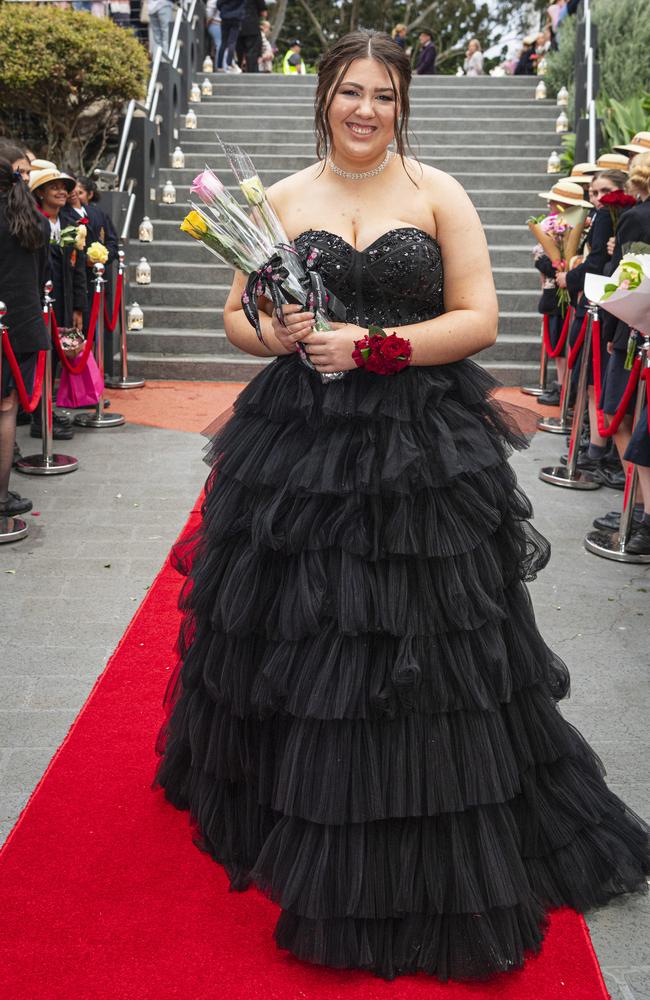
[190,170,225,205]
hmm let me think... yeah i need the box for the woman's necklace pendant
[328,150,392,180]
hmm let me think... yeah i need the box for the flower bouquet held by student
[153,31,649,983]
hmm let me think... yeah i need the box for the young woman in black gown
[153,31,649,981]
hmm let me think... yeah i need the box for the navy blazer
[0,202,51,352]
[416,42,437,75]
[566,207,613,302]
[602,199,650,349]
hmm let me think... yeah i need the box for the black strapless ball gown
[152,228,649,981]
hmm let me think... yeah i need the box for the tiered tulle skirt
[153,355,649,981]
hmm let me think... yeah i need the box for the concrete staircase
[127,73,559,384]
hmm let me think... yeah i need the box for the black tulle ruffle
[153,355,649,981]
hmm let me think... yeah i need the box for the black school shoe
[592,507,644,532]
[30,414,75,440]
[0,491,33,515]
[625,524,650,555]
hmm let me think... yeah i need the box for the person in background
[0,156,50,525]
[205,0,222,65]
[258,19,274,73]
[148,0,174,55]
[108,0,131,29]
[415,28,436,75]
[391,24,407,49]
[463,38,484,76]
[236,0,266,73]
[282,39,306,75]
[216,0,244,73]
[514,36,536,75]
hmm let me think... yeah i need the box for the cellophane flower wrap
[181,156,345,382]
[584,247,650,337]
[527,206,588,313]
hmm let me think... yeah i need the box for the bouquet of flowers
[600,191,637,234]
[180,155,345,382]
[54,223,87,251]
[57,327,85,358]
[87,241,109,265]
[584,247,650,337]
[527,208,588,312]
[352,326,412,374]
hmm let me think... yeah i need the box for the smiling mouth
[346,123,377,135]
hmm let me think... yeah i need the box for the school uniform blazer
[602,199,650,349]
[565,207,613,302]
[0,202,50,352]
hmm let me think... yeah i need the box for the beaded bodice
[293,227,444,328]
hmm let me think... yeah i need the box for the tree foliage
[0,4,148,172]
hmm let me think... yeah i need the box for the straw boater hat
[595,152,630,173]
[538,179,592,208]
[28,159,75,194]
[569,162,598,185]
[613,131,650,156]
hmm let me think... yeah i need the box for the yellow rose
[87,241,109,264]
[240,175,265,207]
[180,210,209,238]
[75,224,87,250]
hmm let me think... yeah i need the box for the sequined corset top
[293,227,444,329]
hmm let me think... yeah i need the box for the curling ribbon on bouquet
[1,330,46,413]
[103,271,124,334]
[50,286,101,375]
[591,318,642,437]
[542,306,572,359]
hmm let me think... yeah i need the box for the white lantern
[171,145,185,169]
[162,179,177,204]
[537,56,547,76]
[135,257,151,285]
[201,77,213,97]
[555,111,569,134]
[202,55,214,73]
[535,80,547,101]
[455,66,464,77]
[546,150,562,174]
[557,86,569,107]
[138,216,154,242]
[127,302,144,331]
[190,82,201,103]
[185,108,197,129]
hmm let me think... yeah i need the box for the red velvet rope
[542,306,571,359]
[567,311,589,370]
[1,331,46,413]
[591,318,642,437]
[51,288,100,375]
[103,272,123,333]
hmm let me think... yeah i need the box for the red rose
[600,191,636,209]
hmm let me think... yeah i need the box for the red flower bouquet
[352,325,412,375]
[600,191,637,233]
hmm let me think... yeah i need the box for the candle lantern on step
[190,82,201,103]
[555,110,569,134]
[557,86,569,107]
[136,257,152,285]
[535,80,547,100]
[202,55,214,73]
[127,302,144,331]
[185,108,197,129]
[138,216,154,242]
[201,77,213,97]
[537,56,547,76]
[547,150,562,174]
[162,178,177,204]
[171,145,185,169]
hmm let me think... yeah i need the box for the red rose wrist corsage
[352,325,412,375]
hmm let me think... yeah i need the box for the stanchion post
[585,330,650,563]
[539,301,601,490]
[15,281,78,476]
[74,264,125,428]
[0,301,28,541]
[538,309,574,434]
[105,248,145,390]
[521,320,549,397]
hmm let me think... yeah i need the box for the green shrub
[593,0,650,104]
[598,94,650,151]
[0,4,148,172]
[543,13,577,105]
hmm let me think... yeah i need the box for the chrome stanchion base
[584,528,650,564]
[74,410,125,428]
[521,385,546,397]
[537,415,573,434]
[104,375,145,389]
[16,453,78,476]
[539,465,601,489]
[0,514,28,542]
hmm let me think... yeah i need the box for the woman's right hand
[270,303,315,353]
[607,236,616,256]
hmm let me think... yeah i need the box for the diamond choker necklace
[328,149,393,180]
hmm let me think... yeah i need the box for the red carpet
[0,507,609,1000]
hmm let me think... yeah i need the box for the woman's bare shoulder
[267,163,324,212]
[406,158,471,201]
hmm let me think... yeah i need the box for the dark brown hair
[594,169,627,190]
[0,157,45,252]
[314,30,412,166]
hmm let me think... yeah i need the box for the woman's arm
[223,269,293,357]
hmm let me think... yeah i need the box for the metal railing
[574,0,600,163]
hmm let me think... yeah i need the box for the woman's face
[40,179,69,214]
[589,176,618,209]
[327,58,398,165]
[12,157,31,182]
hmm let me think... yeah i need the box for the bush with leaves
[542,13,577,104]
[0,4,148,173]
[594,0,650,104]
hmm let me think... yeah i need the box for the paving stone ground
[0,395,648,995]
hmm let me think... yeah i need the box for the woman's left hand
[556,271,568,288]
[303,323,366,373]
[72,310,83,332]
